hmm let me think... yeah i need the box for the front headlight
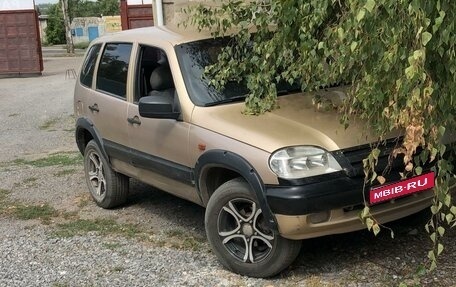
[269,146,342,179]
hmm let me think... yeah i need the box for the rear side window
[96,43,133,99]
[79,44,101,87]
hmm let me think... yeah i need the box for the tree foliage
[46,3,65,45]
[69,0,120,18]
[185,0,456,269]
[45,0,119,45]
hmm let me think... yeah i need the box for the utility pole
[61,0,74,54]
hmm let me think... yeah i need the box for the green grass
[23,177,38,184]
[0,189,59,223]
[73,42,90,50]
[63,128,76,133]
[53,169,77,177]
[0,189,10,213]
[0,189,9,202]
[39,117,59,130]
[160,229,206,251]
[102,242,123,250]
[53,218,142,238]
[11,203,58,221]
[13,152,82,168]
[111,266,125,272]
[13,177,39,188]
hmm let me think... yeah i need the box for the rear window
[79,44,101,88]
[96,43,133,99]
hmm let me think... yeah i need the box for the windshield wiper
[204,95,247,107]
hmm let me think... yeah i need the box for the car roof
[91,25,213,47]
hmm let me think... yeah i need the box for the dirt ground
[0,55,455,287]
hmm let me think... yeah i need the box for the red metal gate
[120,0,154,30]
[0,9,43,77]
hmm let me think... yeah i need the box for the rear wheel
[83,140,128,208]
[205,178,301,277]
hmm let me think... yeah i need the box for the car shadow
[121,181,454,281]
[124,179,206,235]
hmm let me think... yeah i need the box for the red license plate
[369,172,435,205]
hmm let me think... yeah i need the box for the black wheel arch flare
[194,149,278,231]
[75,117,108,161]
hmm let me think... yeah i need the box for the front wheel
[205,178,301,277]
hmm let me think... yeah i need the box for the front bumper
[265,175,435,240]
[265,176,366,216]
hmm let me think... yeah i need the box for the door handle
[88,104,99,112]
[127,116,141,125]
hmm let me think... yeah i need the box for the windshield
[175,38,301,107]
[175,38,249,106]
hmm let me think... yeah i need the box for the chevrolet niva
[74,26,441,277]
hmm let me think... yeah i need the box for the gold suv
[74,26,436,277]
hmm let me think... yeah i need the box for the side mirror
[138,95,180,120]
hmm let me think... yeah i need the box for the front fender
[195,149,278,231]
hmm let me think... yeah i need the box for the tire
[205,178,301,278]
[83,140,128,208]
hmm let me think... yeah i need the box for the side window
[135,45,173,103]
[79,44,101,88]
[96,43,133,99]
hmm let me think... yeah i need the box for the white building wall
[0,0,35,11]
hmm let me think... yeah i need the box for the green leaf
[371,148,380,160]
[450,206,456,215]
[366,217,374,230]
[437,243,444,255]
[364,0,376,13]
[350,41,358,52]
[356,9,366,22]
[337,27,345,41]
[362,206,370,218]
[430,232,436,243]
[415,166,423,175]
[437,226,445,237]
[372,223,381,236]
[438,126,446,136]
[430,260,437,271]
[445,213,454,224]
[444,194,451,207]
[421,31,432,46]
[428,250,436,261]
[405,66,416,79]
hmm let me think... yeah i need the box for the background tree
[69,0,120,18]
[45,3,65,45]
[44,0,120,46]
[61,0,75,54]
[98,0,120,16]
[185,0,456,269]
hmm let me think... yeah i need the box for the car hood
[191,89,384,153]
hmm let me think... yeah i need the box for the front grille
[340,138,405,179]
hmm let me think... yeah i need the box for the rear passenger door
[85,42,133,160]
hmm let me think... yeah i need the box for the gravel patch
[0,54,455,287]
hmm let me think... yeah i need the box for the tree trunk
[61,0,74,54]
